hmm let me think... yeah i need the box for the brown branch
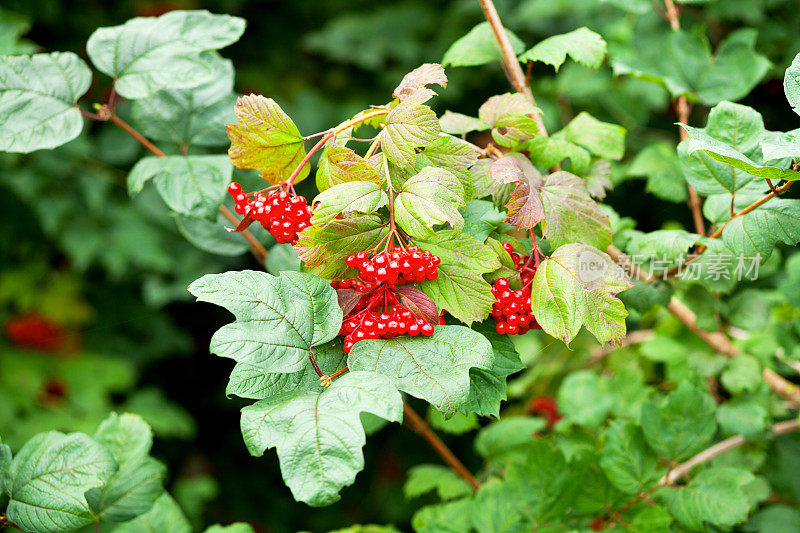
[477,0,549,137]
[659,419,800,485]
[402,402,480,490]
[666,298,739,357]
[764,368,800,404]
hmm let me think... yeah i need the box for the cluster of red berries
[330,278,378,293]
[228,182,312,244]
[344,246,440,285]
[4,313,64,352]
[339,286,435,353]
[490,243,541,335]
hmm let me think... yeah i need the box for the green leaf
[681,124,800,182]
[174,212,251,257]
[240,371,402,506]
[379,95,440,167]
[478,93,540,148]
[626,229,708,265]
[518,27,606,72]
[745,505,800,533]
[414,231,500,325]
[348,325,493,417]
[474,417,546,461]
[311,181,388,225]
[600,420,661,495]
[641,383,716,461]
[131,53,236,147]
[295,215,390,280]
[87,413,165,523]
[265,243,301,275]
[461,200,505,242]
[626,142,688,203]
[404,464,473,501]
[0,437,11,496]
[7,432,117,533]
[0,52,91,153]
[504,440,577,525]
[717,396,768,439]
[203,524,255,533]
[785,52,800,116]
[722,199,800,258]
[423,136,479,202]
[438,111,488,135]
[442,22,524,67]
[87,10,245,99]
[525,135,590,175]
[462,322,522,414]
[128,155,231,219]
[111,493,190,533]
[316,147,385,192]
[395,167,465,238]
[470,480,527,533]
[227,94,307,184]
[558,111,626,160]
[557,370,612,428]
[721,355,762,395]
[660,467,756,528]
[530,244,632,345]
[412,498,473,533]
[188,271,342,377]
[677,101,768,194]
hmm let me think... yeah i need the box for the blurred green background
[2,0,800,531]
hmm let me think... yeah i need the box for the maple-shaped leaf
[348,325,494,417]
[394,167,465,238]
[396,286,440,324]
[295,215,390,280]
[311,181,388,225]
[227,94,308,185]
[414,230,500,325]
[478,93,540,147]
[188,270,342,376]
[394,63,448,101]
[530,244,632,346]
[316,146,386,192]
[241,371,402,506]
[423,136,480,202]
[379,94,441,167]
[499,156,610,250]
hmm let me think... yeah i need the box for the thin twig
[659,419,800,485]
[708,180,794,239]
[764,368,800,404]
[477,0,549,137]
[666,298,739,357]
[402,402,480,490]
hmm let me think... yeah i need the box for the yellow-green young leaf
[187,270,342,375]
[558,111,626,160]
[7,432,117,533]
[442,22,524,67]
[128,155,232,219]
[86,10,245,99]
[438,111,488,135]
[518,27,607,72]
[393,63,448,101]
[295,215,390,280]
[641,383,716,461]
[112,493,191,533]
[348,325,494,417]
[86,414,165,523]
[316,146,385,192]
[525,135,591,174]
[478,93,540,148]
[423,136,479,202]
[0,52,91,153]
[530,244,632,345]
[227,94,308,185]
[240,371,402,506]
[414,231,500,325]
[395,167,465,238]
[379,94,440,167]
[311,181,388,225]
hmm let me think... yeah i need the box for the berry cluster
[228,182,312,244]
[490,243,541,335]
[339,286,434,353]
[4,313,64,352]
[345,246,439,285]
